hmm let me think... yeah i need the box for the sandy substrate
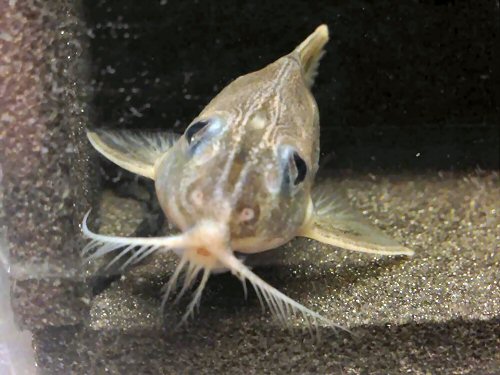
[51,171,498,374]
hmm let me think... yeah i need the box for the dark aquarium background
[84,0,498,171]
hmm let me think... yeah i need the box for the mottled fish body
[84,25,413,328]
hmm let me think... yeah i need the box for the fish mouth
[180,220,231,269]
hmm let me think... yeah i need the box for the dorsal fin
[294,24,329,88]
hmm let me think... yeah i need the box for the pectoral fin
[87,129,179,179]
[299,183,414,256]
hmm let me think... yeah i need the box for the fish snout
[180,220,231,269]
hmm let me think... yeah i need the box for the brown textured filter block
[0,0,95,329]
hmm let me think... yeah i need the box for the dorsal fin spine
[294,24,329,88]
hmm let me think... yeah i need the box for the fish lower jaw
[231,235,292,254]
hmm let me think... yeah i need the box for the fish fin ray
[300,182,414,256]
[87,129,179,179]
[294,24,329,88]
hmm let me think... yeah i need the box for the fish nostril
[239,207,255,222]
[236,205,260,225]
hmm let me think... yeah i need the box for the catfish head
[154,47,322,255]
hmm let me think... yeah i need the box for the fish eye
[292,151,307,185]
[184,117,224,156]
[185,120,209,144]
[279,145,308,188]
